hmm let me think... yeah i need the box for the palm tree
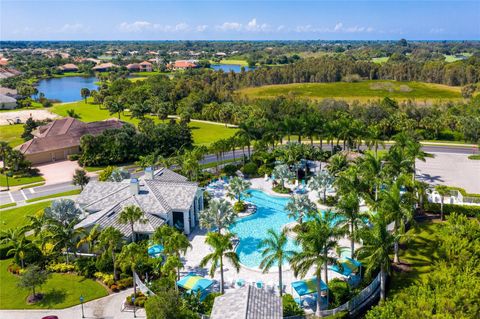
[80,88,90,103]
[380,177,413,264]
[435,185,450,221]
[199,198,237,234]
[227,177,252,205]
[118,205,146,243]
[405,138,428,183]
[72,169,90,190]
[200,232,240,294]
[359,153,384,205]
[285,194,317,224]
[272,164,294,190]
[356,212,396,301]
[0,228,31,268]
[365,126,385,158]
[44,219,82,264]
[327,153,348,177]
[290,211,342,317]
[97,226,124,281]
[0,141,12,174]
[153,226,191,280]
[334,192,366,258]
[117,243,145,297]
[77,224,101,253]
[43,199,81,226]
[26,211,45,237]
[258,229,294,296]
[308,170,334,203]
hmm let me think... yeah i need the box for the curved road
[1,143,477,206]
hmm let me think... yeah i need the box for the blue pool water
[210,64,253,73]
[34,76,98,102]
[230,189,301,269]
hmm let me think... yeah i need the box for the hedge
[424,202,480,217]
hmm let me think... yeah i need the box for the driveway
[35,160,94,185]
[416,152,480,193]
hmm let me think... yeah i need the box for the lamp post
[132,296,136,318]
[80,295,85,318]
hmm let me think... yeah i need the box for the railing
[320,272,381,317]
[133,271,156,296]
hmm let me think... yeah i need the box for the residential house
[0,94,17,110]
[126,61,153,72]
[92,62,118,72]
[210,286,282,319]
[168,60,198,70]
[58,63,79,72]
[16,117,123,164]
[75,167,203,239]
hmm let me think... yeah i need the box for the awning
[291,277,328,296]
[177,274,214,292]
[147,244,164,258]
[329,257,362,277]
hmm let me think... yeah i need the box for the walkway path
[0,288,146,319]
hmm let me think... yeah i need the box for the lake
[35,76,98,103]
[210,64,253,73]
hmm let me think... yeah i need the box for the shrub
[233,201,246,212]
[199,292,221,315]
[95,253,114,273]
[126,291,146,307]
[328,278,351,308]
[468,154,480,160]
[282,294,304,317]
[272,185,291,194]
[242,162,258,177]
[258,164,273,177]
[424,202,480,217]
[7,263,21,275]
[46,262,75,273]
[110,284,119,292]
[94,272,115,286]
[222,164,238,176]
[75,257,97,278]
[0,244,13,260]
[67,154,80,161]
[117,277,133,289]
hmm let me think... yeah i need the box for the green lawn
[389,220,442,295]
[238,80,463,103]
[0,259,108,309]
[371,57,389,64]
[52,100,237,145]
[0,203,16,209]
[0,173,45,187]
[468,154,480,160]
[52,72,90,78]
[444,53,472,62]
[25,189,81,203]
[0,124,24,147]
[0,201,51,230]
[212,59,248,66]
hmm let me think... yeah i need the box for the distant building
[0,87,18,98]
[215,52,227,57]
[58,63,79,72]
[168,60,198,70]
[0,67,21,79]
[139,61,153,72]
[92,62,118,72]
[126,63,141,72]
[0,94,17,110]
[17,117,123,164]
[210,286,282,319]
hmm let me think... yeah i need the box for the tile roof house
[0,94,17,110]
[92,62,118,72]
[127,61,153,72]
[58,63,79,72]
[75,167,203,239]
[210,286,282,319]
[16,117,123,164]
[168,60,198,70]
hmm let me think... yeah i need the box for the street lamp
[80,295,85,318]
[131,296,136,318]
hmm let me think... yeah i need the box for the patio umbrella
[291,277,328,296]
[147,244,164,258]
[176,274,214,292]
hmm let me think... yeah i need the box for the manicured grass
[0,203,16,209]
[20,182,46,189]
[0,124,24,147]
[131,71,171,76]
[0,258,108,309]
[25,189,81,203]
[238,80,463,103]
[468,154,480,160]
[0,173,44,187]
[0,201,51,230]
[201,158,236,169]
[213,59,248,66]
[389,220,442,295]
[52,100,237,145]
[444,53,472,62]
[52,72,90,78]
[371,57,389,64]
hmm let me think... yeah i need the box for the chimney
[130,178,139,195]
[145,167,154,180]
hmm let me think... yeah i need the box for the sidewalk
[0,288,146,319]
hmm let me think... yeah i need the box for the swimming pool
[230,189,301,269]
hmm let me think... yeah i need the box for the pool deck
[182,177,356,298]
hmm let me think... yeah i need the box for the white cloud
[118,21,209,33]
[196,25,208,32]
[59,23,88,33]
[215,18,269,32]
[245,18,269,32]
[430,27,445,34]
[119,21,153,32]
[216,22,243,31]
[295,22,374,33]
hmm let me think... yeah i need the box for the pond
[34,76,99,103]
[210,64,253,73]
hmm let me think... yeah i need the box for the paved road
[1,143,477,206]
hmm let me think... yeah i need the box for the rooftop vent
[130,178,139,195]
[145,167,154,180]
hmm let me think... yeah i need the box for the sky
[1,1,479,41]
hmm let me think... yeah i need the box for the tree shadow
[37,288,67,307]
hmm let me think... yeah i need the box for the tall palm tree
[0,141,12,173]
[44,219,82,264]
[258,229,294,296]
[77,224,101,253]
[334,192,366,258]
[356,212,396,301]
[359,153,385,205]
[118,205,146,243]
[26,212,45,237]
[272,164,294,190]
[0,228,31,268]
[435,185,450,221]
[285,194,317,224]
[365,126,385,159]
[290,211,342,317]
[199,198,237,234]
[405,138,428,183]
[153,226,191,280]
[379,177,413,264]
[97,226,124,281]
[308,170,334,204]
[227,177,252,205]
[200,232,240,294]
[117,243,145,297]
